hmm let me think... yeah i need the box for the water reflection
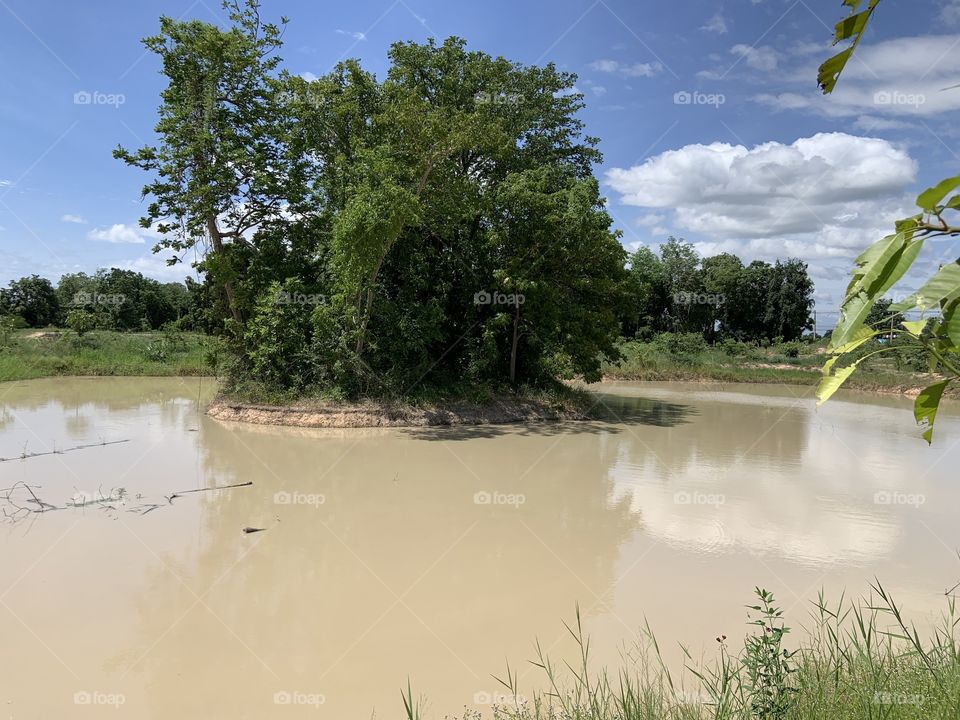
[1,378,958,719]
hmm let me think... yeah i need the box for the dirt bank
[206,396,586,428]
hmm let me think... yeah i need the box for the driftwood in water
[0,439,130,463]
[166,481,253,502]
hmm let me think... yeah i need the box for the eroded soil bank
[206,396,587,428]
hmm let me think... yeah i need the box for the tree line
[0,270,214,332]
[623,237,815,343]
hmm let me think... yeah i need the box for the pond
[1,377,958,717]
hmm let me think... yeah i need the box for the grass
[602,337,946,395]
[0,328,213,382]
[404,583,960,720]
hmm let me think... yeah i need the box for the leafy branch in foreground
[816,0,960,442]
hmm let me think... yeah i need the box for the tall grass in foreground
[404,583,960,719]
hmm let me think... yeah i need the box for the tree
[0,275,60,327]
[816,0,960,442]
[626,246,668,335]
[701,253,743,340]
[114,0,294,325]
[765,259,814,341]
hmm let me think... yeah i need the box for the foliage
[816,0,960,443]
[653,332,709,357]
[0,330,210,381]
[120,2,629,398]
[0,275,60,327]
[625,241,814,343]
[434,582,960,720]
[64,309,96,337]
[742,589,797,719]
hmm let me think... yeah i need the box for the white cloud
[86,223,155,244]
[121,255,194,283]
[589,59,663,78]
[852,115,917,131]
[700,12,728,34]
[0,179,11,187]
[755,34,960,117]
[604,133,917,264]
[335,29,367,41]
[590,85,608,96]
[730,44,778,71]
[61,214,87,224]
[299,71,319,82]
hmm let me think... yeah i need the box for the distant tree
[765,259,814,341]
[701,253,744,340]
[0,275,60,327]
[659,237,705,332]
[626,246,668,335]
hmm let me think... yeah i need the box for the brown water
[1,377,958,718]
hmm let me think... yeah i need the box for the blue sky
[2,0,960,318]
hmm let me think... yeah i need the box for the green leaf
[892,262,960,311]
[917,176,960,212]
[818,0,880,95]
[826,326,879,358]
[835,9,872,42]
[914,380,951,444]
[901,319,928,336]
[816,363,858,405]
[831,232,923,347]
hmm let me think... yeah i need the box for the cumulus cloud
[61,214,86,224]
[700,12,728,34]
[604,132,917,262]
[589,59,663,78]
[86,223,155,244]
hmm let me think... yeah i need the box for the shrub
[653,332,708,356]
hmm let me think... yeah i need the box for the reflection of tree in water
[124,415,642,715]
[0,378,209,453]
[0,377,211,415]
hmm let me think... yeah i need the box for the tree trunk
[510,301,520,385]
[206,216,242,324]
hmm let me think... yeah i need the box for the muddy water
[1,377,959,718]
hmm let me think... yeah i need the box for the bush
[719,338,749,356]
[777,340,803,358]
[652,332,708,356]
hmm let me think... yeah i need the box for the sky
[2,0,960,323]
